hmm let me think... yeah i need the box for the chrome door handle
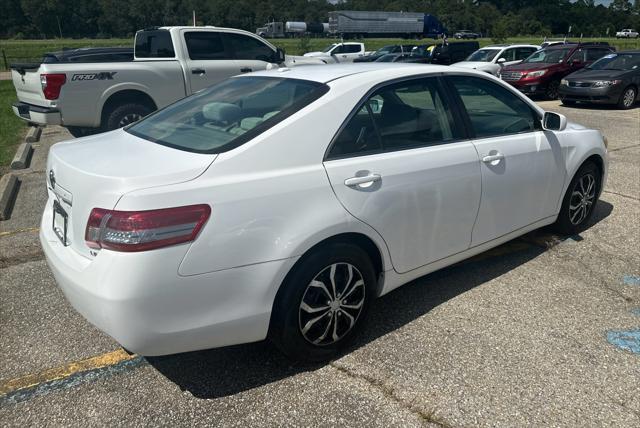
[482,153,505,163]
[344,174,381,187]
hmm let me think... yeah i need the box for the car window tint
[371,78,457,151]
[135,30,175,58]
[185,32,229,60]
[515,47,536,61]
[328,105,382,158]
[225,33,274,62]
[450,76,539,138]
[346,45,361,53]
[333,45,345,54]
[568,48,586,62]
[499,48,516,62]
[585,48,610,61]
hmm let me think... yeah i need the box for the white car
[616,29,639,38]
[453,44,539,75]
[41,64,608,361]
[304,42,368,63]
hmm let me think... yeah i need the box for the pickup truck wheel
[105,103,152,131]
[66,126,101,138]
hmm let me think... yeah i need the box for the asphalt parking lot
[1,101,639,427]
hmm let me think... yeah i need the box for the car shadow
[147,200,613,399]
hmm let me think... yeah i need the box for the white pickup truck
[303,42,369,63]
[616,29,639,39]
[11,26,323,136]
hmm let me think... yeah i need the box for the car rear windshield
[466,49,500,62]
[135,30,175,58]
[126,77,328,154]
[588,53,640,70]
[523,47,572,64]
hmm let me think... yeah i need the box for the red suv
[499,43,615,99]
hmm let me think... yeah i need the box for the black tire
[560,98,576,106]
[270,242,376,362]
[617,86,637,110]
[66,126,102,138]
[553,161,601,235]
[546,79,561,100]
[104,103,153,131]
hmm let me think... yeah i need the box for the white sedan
[41,64,608,361]
[453,44,539,76]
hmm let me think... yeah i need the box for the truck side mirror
[542,111,567,131]
[274,48,285,64]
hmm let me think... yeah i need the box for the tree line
[1,0,639,39]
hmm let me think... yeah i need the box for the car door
[225,32,278,73]
[181,30,240,94]
[323,77,482,273]
[447,75,565,246]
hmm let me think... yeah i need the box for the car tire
[560,99,576,106]
[553,161,601,235]
[270,242,376,362]
[617,86,636,110]
[66,126,101,138]
[546,79,561,100]
[104,103,153,132]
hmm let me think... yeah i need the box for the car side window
[498,48,516,62]
[515,47,536,61]
[568,48,586,63]
[346,45,361,54]
[225,33,274,62]
[449,76,540,138]
[333,45,345,54]
[185,32,229,60]
[585,48,610,61]
[328,104,382,158]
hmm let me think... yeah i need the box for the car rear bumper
[40,199,298,356]
[558,85,622,104]
[12,101,61,125]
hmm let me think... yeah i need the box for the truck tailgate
[12,68,47,107]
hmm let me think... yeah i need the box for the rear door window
[515,47,537,61]
[135,30,175,58]
[585,48,611,61]
[184,32,230,60]
[498,48,516,62]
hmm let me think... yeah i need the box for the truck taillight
[40,73,66,100]
[85,205,211,252]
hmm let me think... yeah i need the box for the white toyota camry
[41,64,608,361]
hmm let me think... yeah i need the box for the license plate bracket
[52,199,69,246]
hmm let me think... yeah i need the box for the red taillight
[85,205,211,252]
[40,73,66,100]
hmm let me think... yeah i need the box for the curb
[10,143,32,170]
[25,126,42,144]
[0,174,19,221]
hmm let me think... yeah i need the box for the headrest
[202,102,241,124]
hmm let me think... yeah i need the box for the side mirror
[497,57,506,64]
[542,111,567,131]
[274,47,285,63]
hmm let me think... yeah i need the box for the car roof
[248,63,453,84]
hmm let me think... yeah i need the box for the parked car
[453,44,539,76]
[454,30,480,39]
[499,43,615,99]
[304,42,369,63]
[616,29,639,39]
[41,47,134,63]
[354,45,415,62]
[41,63,608,361]
[11,26,323,137]
[559,51,640,109]
[404,41,479,65]
[540,40,569,50]
[374,53,411,62]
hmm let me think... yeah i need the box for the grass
[0,81,26,166]
[2,37,639,69]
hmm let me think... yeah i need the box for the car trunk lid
[46,129,216,258]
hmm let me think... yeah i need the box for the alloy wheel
[622,89,635,108]
[569,173,596,225]
[118,113,143,128]
[298,263,365,346]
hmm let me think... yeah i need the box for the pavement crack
[608,143,640,152]
[602,190,640,202]
[0,252,45,269]
[330,362,454,427]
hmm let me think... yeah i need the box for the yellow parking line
[0,227,40,238]
[0,349,139,398]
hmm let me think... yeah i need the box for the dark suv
[499,43,614,99]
